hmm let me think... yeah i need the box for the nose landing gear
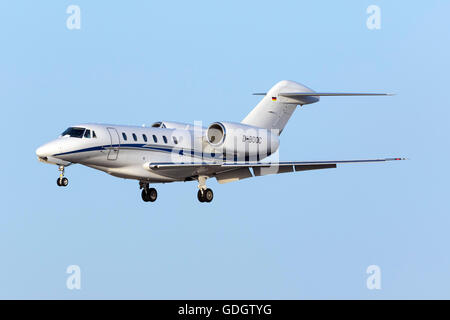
[56,165,68,187]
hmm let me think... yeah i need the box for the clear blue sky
[0,1,449,299]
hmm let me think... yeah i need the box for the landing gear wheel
[197,190,205,203]
[148,188,157,202]
[57,177,68,187]
[197,188,213,203]
[141,189,149,202]
[141,188,157,202]
[204,188,213,202]
[56,166,68,187]
[196,176,213,203]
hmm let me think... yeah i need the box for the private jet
[36,80,404,203]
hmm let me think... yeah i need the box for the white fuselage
[35,123,278,183]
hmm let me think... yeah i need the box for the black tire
[204,188,213,202]
[56,178,61,186]
[148,188,157,202]
[61,177,69,187]
[141,188,157,202]
[197,190,205,202]
[141,189,149,202]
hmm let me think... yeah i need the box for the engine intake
[207,122,225,145]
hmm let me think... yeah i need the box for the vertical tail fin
[241,80,318,135]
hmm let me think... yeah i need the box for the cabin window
[84,130,91,138]
[152,135,158,143]
[132,133,137,141]
[92,131,97,138]
[142,134,147,142]
[61,127,85,138]
[163,136,168,144]
[172,136,178,144]
[122,132,127,141]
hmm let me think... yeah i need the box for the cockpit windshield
[61,127,86,138]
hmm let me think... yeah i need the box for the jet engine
[151,121,193,130]
[205,121,279,161]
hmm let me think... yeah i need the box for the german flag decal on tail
[272,97,277,101]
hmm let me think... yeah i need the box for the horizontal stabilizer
[253,92,394,96]
[279,92,394,97]
[253,91,393,106]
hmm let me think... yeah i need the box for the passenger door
[106,127,120,160]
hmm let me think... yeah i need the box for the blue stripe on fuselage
[52,143,216,160]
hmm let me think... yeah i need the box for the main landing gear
[140,182,157,202]
[56,165,68,187]
[197,176,213,203]
[138,177,214,203]
[197,189,213,203]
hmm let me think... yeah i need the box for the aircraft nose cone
[36,140,71,166]
[36,145,48,158]
[36,142,58,159]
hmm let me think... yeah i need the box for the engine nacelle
[205,121,279,161]
[151,121,194,130]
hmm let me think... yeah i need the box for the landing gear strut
[197,176,213,203]
[56,165,68,187]
[140,182,157,202]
